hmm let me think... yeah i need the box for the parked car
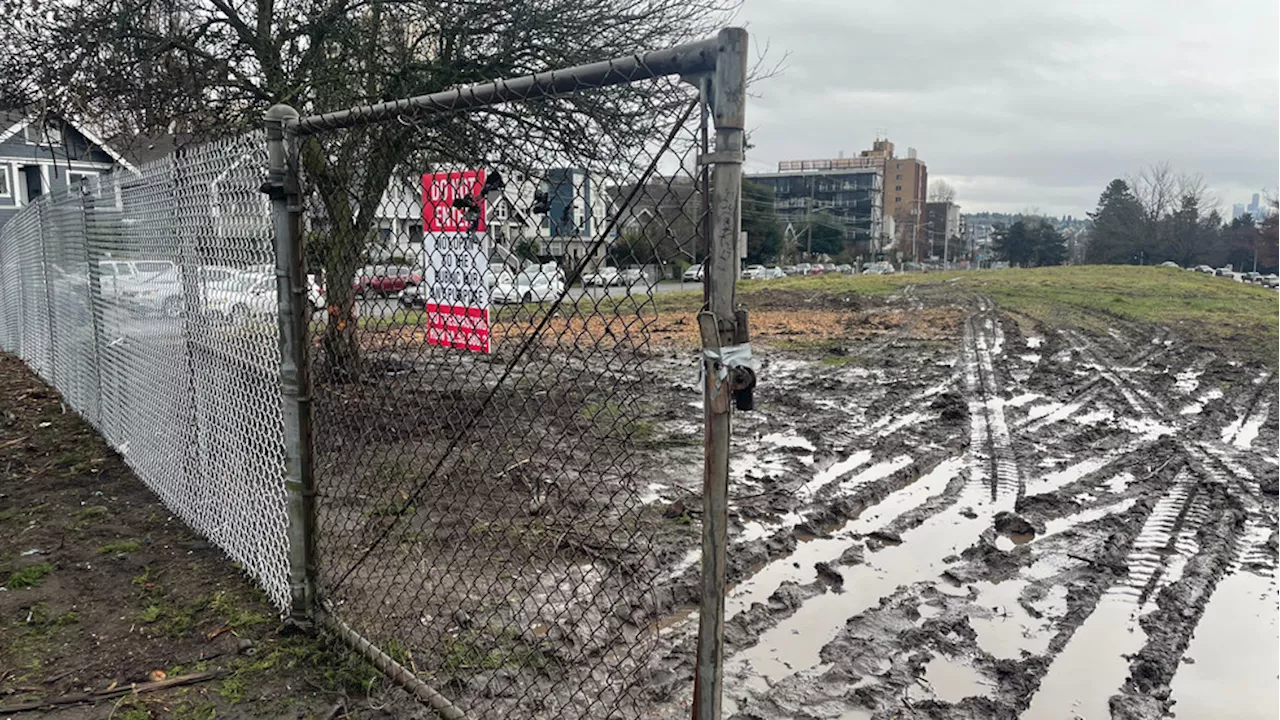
[741,264,766,280]
[781,265,799,276]
[617,268,649,288]
[204,273,276,321]
[355,265,422,296]
[1193,264,1215,274]
[1158,261,1180,269]
[823,263,839,274]
[863,262,896,275]
[835,264,853,274]
[1214,266,1234,277]
[1261,274,1279,288]
[1242,271,1262,283]
[581,267,620,287]
[492,267,565,304]
[809,264,825,275]
[682,264,705,282]
[761,266,785,279]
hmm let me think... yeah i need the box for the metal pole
[264,104,317,626]
[692,27,747,720]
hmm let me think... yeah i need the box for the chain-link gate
[0,27,746,719]
[267,28,747,719]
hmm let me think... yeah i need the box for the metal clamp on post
[697,308,756,413]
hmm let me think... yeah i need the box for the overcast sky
[735,0,1279,217]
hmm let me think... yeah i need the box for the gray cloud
[739,0,1279,216]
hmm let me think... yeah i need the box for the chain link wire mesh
[295,63,710,716]
[0,134,293,611]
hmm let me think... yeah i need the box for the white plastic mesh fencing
[0,131,293,612]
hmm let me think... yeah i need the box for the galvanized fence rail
[0,28,747,719]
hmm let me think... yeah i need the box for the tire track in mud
[1022,469,1210,720]
[1020,330,1276,719]
[715,298,1019,701]
[964,297,1022,501]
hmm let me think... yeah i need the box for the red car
[354,265,424,296]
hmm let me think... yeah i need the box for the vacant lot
[2,265,1275,719]
[632,266,1277,720]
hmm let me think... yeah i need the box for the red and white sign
[423,170,487,233]
[421,170,491,353]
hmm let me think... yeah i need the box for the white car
[863,262,896,275]
[581,267,620,287]
[491,268,566,304]
[741,264,766,279]
[761,266,785,279]
[204,273,276,321]
[682,264,705,282]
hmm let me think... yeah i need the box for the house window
[0,165,9,196]
[895,185,902,191]
[896,174,902,180]
[895,197,902,203]
[68,172,95,187]
[24,120,63,146]
[896,163,902,170]
[408,224,423,245]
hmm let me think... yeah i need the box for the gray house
[0,111,138,229]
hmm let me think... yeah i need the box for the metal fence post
[693,27,748,720]
[264,104,316,626]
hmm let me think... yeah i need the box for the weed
[114,699,152,720]
[0,508,16,523]
[442,626,549,672]
[98,540,142,555]
[163,608,195,637]
[170,700,217,720]
[208,590,268,630]
[138,605,163,623]
[218,675,245,704]
[6,563,53,589]
[71,505,107,529]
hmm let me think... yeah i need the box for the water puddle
[1101,472,1135,494]
[1167,571,1279,720]
[1040,498,1138,539]
[995,532,1035,551]
[922,654,988,703]
[761,431,817,453]
[1024,400,1066,422]
[1021,595,1147,720]
[1019,353,1041,364]
[1024,455,1113,497]
[1228,400,1270,449]
[970,580,1064,658]
[725,456,952,617]
[1119,416,1176,441]
[1007,393,1043,408]
[1026,336,1043,349]
[1073,407,1115,425]
[796,450,873,501]
[728,480,989,686]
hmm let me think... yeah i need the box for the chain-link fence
[0,28,746,719]
[0,136,294,611]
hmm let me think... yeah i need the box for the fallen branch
[0,670,228,713]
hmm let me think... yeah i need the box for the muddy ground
[634,283,1278,720]
[2,275,1275,720]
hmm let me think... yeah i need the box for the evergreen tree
[1085,179,1144,264]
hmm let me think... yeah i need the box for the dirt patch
[0,353,417,719]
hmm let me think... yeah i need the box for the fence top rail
[289,31,730,136]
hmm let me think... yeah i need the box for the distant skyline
[735,0,1278,217]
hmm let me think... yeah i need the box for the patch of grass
[170,700,217,720]
[114,699,152,720]
[6,563,53,589]
[208,590,269,630]
[98,540,142,555]
[218,675,245,704]
[772,337,847,351]
[442,626,549,672]
[70,504,107,529]
[138,604,163,623]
